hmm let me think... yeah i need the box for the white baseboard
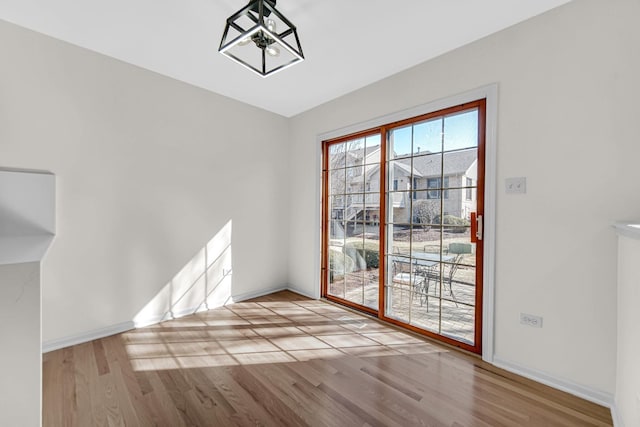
[42,321,134,353]
[610,402,624,427]
[230,285,288,303]
[286,284,319,299]
[492,356,614,409]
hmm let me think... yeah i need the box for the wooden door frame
[317,84,498,361]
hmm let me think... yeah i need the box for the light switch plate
[506,177,526,194]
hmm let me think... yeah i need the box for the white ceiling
[0,0,571,117]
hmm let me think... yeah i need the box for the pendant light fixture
[219,0,304,77]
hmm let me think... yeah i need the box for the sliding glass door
[323,132,382,313]
[322,100,485,353]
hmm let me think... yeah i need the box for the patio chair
[390,255,430,307]
[444,243,473,305]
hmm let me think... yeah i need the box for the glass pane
[364,199,380,228]
[329,196,346,221]
[364,134,381,165]
[450,266,476,304]
[344,220,359,239]
[409,293,440,334]
[328,143,346,169]
[413,118,443,154]
[387,224,411,255]
[363,162,378,190]
[443,148,477,185]
[344,273,364,306]
[442,228,472,257]
[345,138,365,167]
[348,193,364,218]
[409,227,440,256]
[329,220,346,241]
[345,166,363,193]
[364,176,380,194]
[441,187,476,227]
[328,270,345,299]
[443,109,478,152]
[364,231,380,311]
[416,227,475,261]
[389,126,412,159]
[387,161,413,192]
[411,197,441,226]
[344,238,366,275]
[329,169,345,195]
[385,285,410,323]
[411,153,442,184]
[387,191,410,224]
[440,299,474,345]
[328,246,346,273]
[326,133,381,311]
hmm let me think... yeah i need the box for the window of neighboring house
[412,177,418,199]
[427,177,449,199]
[466,177,473,200]
[393,179,398,191]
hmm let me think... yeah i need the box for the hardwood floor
[43,291,612,426]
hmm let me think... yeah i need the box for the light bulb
[266,45,280,57]
[266,18,276,33]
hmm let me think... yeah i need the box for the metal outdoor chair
[420,242,472,306]
[444,242,472,305]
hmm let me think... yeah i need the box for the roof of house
[398,148,477,177]
[364,159,421,179]
[360,147,476,180]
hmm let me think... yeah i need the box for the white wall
[0,262,40,426]
[288,0,640,398]
[616,233,640,426]
[0,19,291,344]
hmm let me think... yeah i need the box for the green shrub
[439,215,469,226]
[431,215,470,232]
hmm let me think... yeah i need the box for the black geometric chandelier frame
[219,0,304,77]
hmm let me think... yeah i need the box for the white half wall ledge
[0,169,56,265]
[43,284,295,353]
[0,234,55,265]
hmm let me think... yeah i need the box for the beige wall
[288,0,640,398]
[1,0,639,417]
[0,19,291,344]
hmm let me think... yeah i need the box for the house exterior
[331,147,477,233]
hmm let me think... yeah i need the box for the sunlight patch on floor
[125,299,448,371]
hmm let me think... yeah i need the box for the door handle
[471,213,483,242]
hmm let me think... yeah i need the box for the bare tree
[412,199,439,228]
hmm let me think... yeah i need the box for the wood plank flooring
[43,291,612,426]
